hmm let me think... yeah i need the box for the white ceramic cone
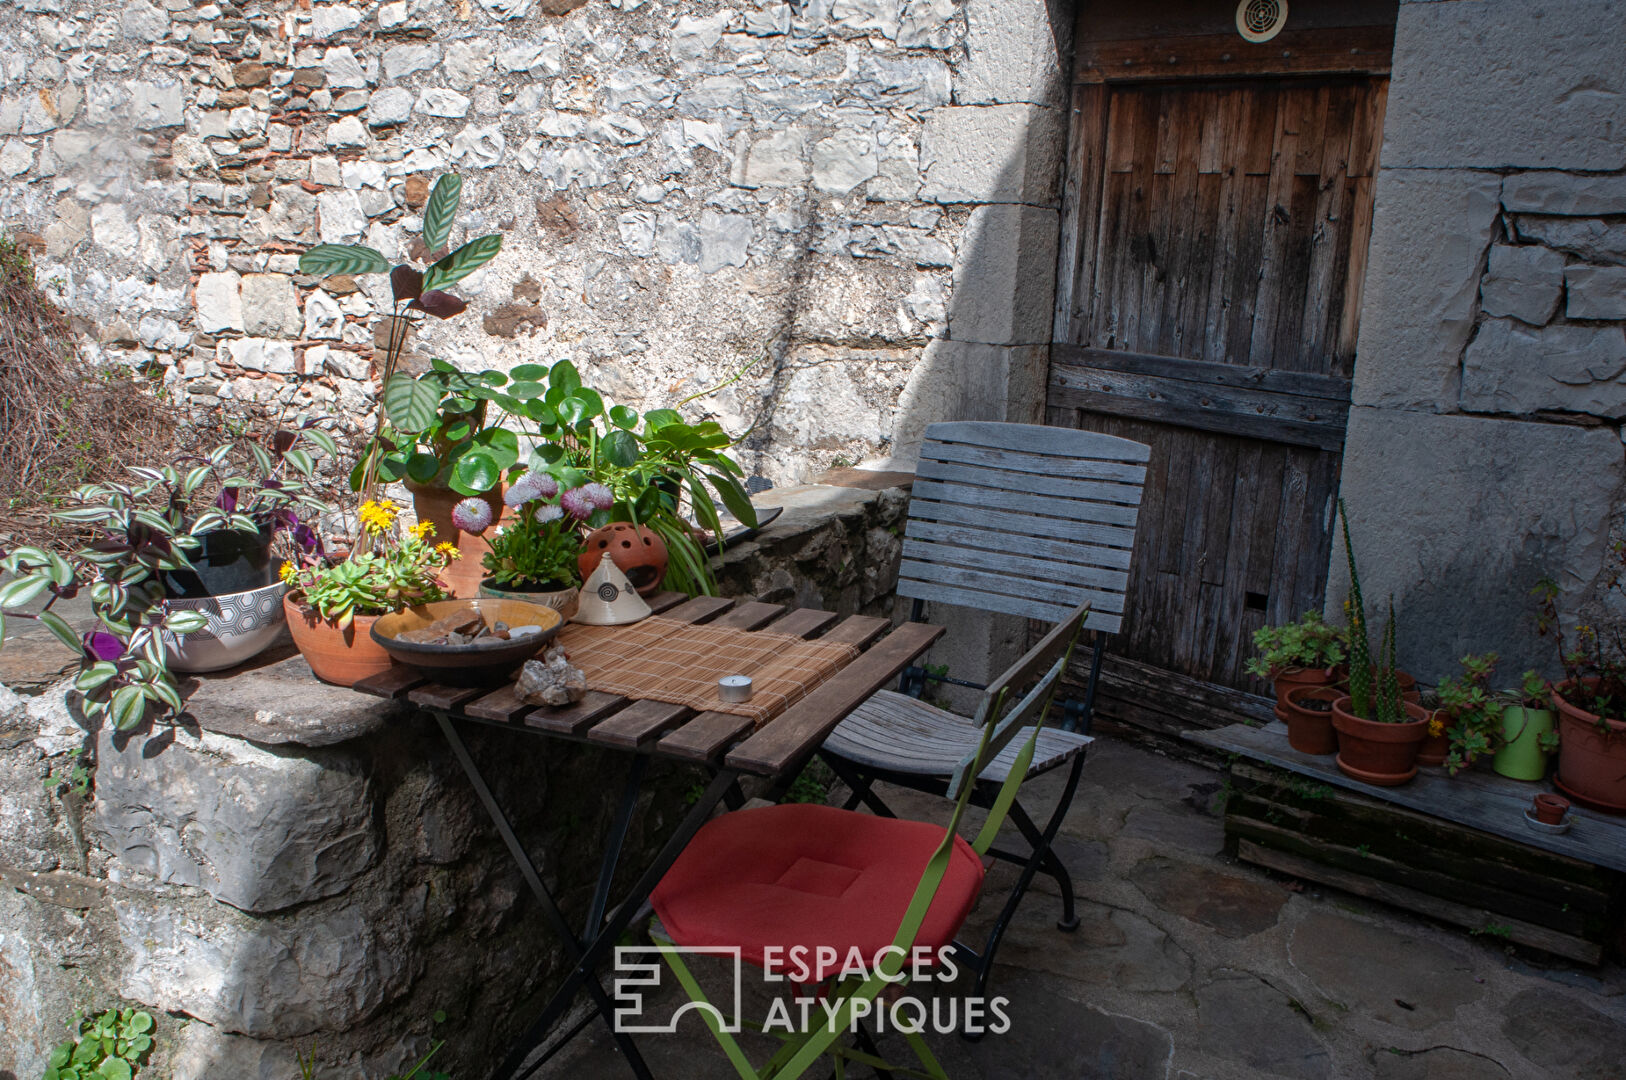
[572,551,653,625]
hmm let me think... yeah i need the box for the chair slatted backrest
[901,421,1151,635]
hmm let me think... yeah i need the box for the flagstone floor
[538,739,1626,1080]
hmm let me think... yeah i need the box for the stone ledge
[179,644,402,748]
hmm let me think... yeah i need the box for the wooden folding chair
[819,421,1150,1005]
[648,604,1090,1079]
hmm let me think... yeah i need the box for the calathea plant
[0,425,335,730]
[297,172,503,503]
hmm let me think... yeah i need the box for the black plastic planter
[161,526,276,599]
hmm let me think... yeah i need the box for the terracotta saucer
[1554,776,1626,816]
[1335,754,1417,787]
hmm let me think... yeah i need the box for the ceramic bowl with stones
[370,598,564,686]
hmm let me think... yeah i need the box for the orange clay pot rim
[1330,694,1429,731]
[1550,680,1626,734]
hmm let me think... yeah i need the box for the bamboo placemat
[556,617,860,727]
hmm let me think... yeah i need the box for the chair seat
[652,803,984,981]
[823,690,1092,783]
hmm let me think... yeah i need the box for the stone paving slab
[534,737,1626,1080]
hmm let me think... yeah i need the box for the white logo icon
[612,946,743,1034]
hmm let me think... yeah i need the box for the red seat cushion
[652,803,985,981]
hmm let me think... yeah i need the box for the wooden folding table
[352,592,943,1080]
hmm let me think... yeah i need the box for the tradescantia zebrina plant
[0,425,335,730]
[298,172,502,504]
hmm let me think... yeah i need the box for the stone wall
[0,0,1068,489]
[0,477,907,1078]
[1331,0,1626,680]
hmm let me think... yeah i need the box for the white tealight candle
[718,674,754,703]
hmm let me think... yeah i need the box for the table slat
[708,601,787,630]
[588,698,694,749]
[645,590,688,615]
[409,683,490,711]
[526,690,628,735]
[659,595,736,623]
[724,622,946,776]
[351,665,429,700]
[464,682,531,722]
[818,614,892,649]
[762,608,842,640]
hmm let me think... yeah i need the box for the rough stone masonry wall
[1330,0,1626,681]
[0,0,1068,487]
[0,478,906,1080]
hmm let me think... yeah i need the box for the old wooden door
[1048,3,1395,739]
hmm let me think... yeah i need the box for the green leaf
[110,685,146,731]
[555,397,588,427]
[421,174,462,253]
[524,400,558,427]
[302,429,339,459]
[98,1057,132,1080]
[376,452,410,483]
[708,473,758,528]
[422,234,503,292]
[165,609,209,634]
[36,611,82,653]
[573,387,604,420]
[451,451,502,495]
[509,363,548,382]
[75,662,118,692]
[128,1012,153,1034]
[0,572,51,609]
[384,373,439,433]
[508,380,545,400]
[471,426,520,468]
[601,429,640,469]
[549,360,582,395]
[298,243,389,277]
[406,452,442,484]
[609,405,640,430]
[643,408,683,430]
[284,448,314,476]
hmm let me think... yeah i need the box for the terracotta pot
[1417,713,1450,768]
[478,578,580,621]
[1330,695,1429,786]
[1271,666,1336,711]
[1281,684,1340,755]
[1550,680,1626,814]
[1532,792,1570,826]
[577,522,669,596]
[406,478,506,598]
[283,595,395,687]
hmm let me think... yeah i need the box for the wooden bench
[1192,722,1626,965]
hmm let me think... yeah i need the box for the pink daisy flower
[560,486,594,520]
[451,497,493,533]
[534,503,564,525]
[583,482,614,510]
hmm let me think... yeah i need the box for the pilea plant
[1339,499,1408,723]
[297,172,504,504]
[43,1007,155,1080]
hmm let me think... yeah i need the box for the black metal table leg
[430,712,656,1080]
[501,767,742,1080]
[587,755,648,940]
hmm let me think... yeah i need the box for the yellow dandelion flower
[410,521,435,540]
[279,560,297,583]
[436,542,462,560]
